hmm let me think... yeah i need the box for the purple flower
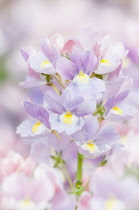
[20,40,60,88]
[104,90,136,121]
[16,101,51,138]
[41,38,60,68]
[20,48,46,88]
[1,163,67,210]
[43,89,96,135]
[28,51,56,74]
[89,167,139,210]
[94,35,128,75]
[56,48,105,100]
[27,39,59,75]
[72,116,119,159]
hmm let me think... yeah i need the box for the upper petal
[95,125,119,146]
[56,57,77,80]
[62,89,84,111]
[23,101,50,128]
[83,51,98,75]
[72,116,99,143]
[43,90,64,114]
[75,99,96,117]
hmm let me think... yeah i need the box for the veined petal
[41,38,60,67]
[43,90,64,114]
[56,57,77,80]
[105,90,130,114]
[62,89,84,111]
[83,51,98,75]
[23,101,40,119]
[96,125,119,146]
[72,116,99,144]
[23,101,50,129]
[28,52,56,74]
[70,48,83,71]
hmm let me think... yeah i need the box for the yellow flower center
[20,199,32,207]
[73,70,90,84]
[111,107,123,115]
[86,140,96,153]
[62,111,73,124]
[105,198,125,210]
[81,140,98,154]
[40,60,51,68]
[100,59,110,66]
[105,198,117,210]
[32,122,42,133]
[120,135,127,145]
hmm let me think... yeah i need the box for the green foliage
[51,151,65,168]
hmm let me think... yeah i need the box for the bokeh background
[0,0,139,155]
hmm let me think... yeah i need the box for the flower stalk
[76,153,83,182]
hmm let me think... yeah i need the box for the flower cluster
[17,34,135,159]
[4,33,137,209]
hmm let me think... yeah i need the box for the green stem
[76,153,83,181]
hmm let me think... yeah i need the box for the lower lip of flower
[32,122,42,133]
[73,71,90,84]
[40,60,52,68]
[111,107,123,115]
[81,140,98,153]
[32,122,47,134]
[60,111,79,125]
[100,58,110,66]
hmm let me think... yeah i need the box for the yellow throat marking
[100,59,110,66]
[21,199,32,207]
[112,107,123,115]
[62,111,73,124]
[40,60,51,68]
[105,198,117,210]
[86,140,96,153]
[77,71,89,83]
[32,122,42,133]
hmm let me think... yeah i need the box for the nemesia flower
[57,48,105,100]
[44,89,96,135]
[108,131,139,175]
[89,167,139,210]
[73,116,119,159]
[20,41,60,88]
[16,101,51,138]
[1,163,66,210]
[78,167,139,210]
[104,90,136,121]
[94,34,128,75]
[28,52,55,74]
[20,48,46,88]
[28,38,59,75]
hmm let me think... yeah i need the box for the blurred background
[0,0,139,154]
